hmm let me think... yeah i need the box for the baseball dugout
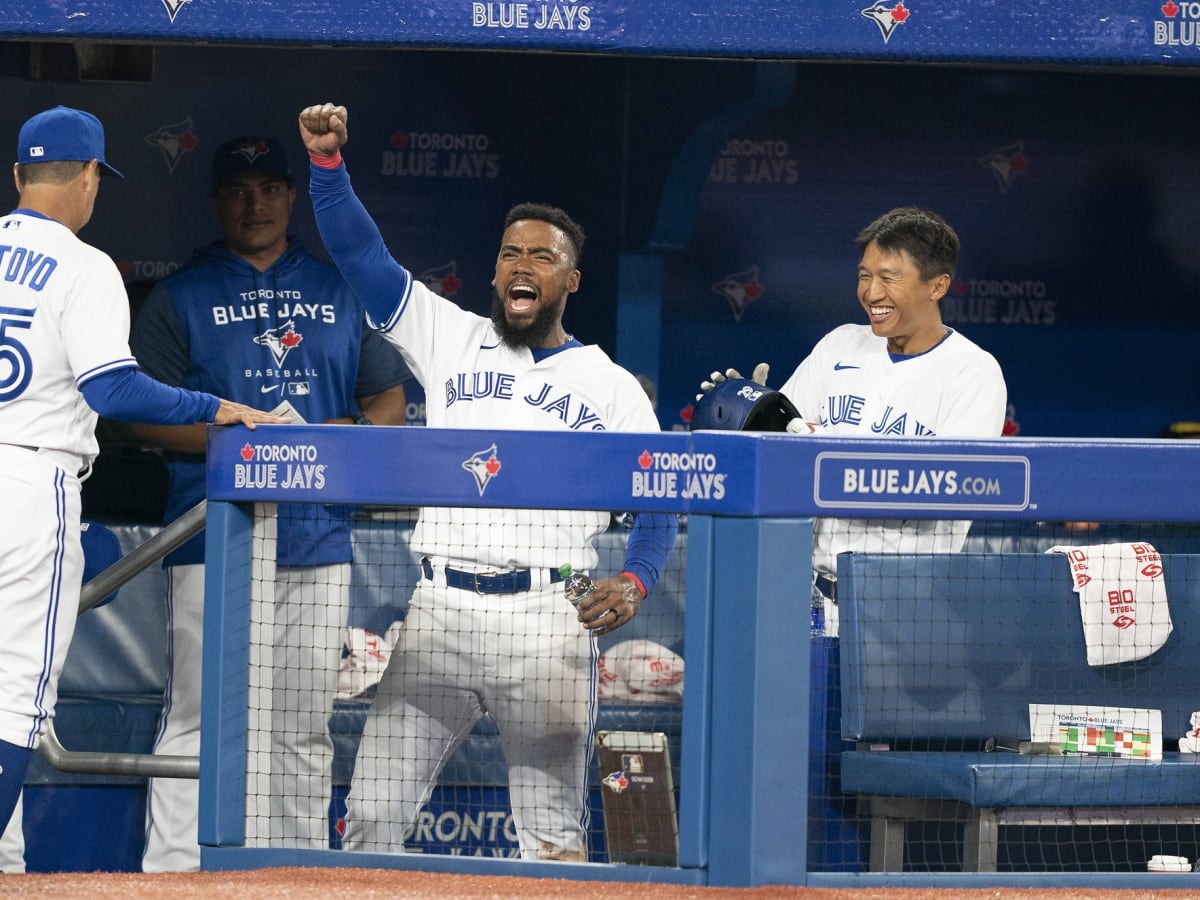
[185,424,1200,889]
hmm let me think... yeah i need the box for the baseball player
[128,134,411,870]
[0,105,283,844]
[701,207,1006,635]
[298,102,678,860]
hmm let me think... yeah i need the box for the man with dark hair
[704,206,1007,634]
[130,133,411,870]
[297,101,678,860]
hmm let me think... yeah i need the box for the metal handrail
[39,500,209,778]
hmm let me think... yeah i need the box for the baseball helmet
[689,378,801,432]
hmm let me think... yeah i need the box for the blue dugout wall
[3,3,1200,443]
[201,423,1200,888]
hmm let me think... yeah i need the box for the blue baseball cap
[17,105,123,178]
[211,135,291,190]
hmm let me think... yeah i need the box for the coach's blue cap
[17,105,123,178]
[211,135,291,190]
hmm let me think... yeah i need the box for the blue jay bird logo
[861,1,911,43]
[462,444,502,496]
[977,140,1030,194]
[711,266,764,322]
[160,0,191,22]
[253,320,304,367]
[144,118,199,173]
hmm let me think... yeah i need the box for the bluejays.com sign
[813,451,1030,512]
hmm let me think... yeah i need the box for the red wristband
[620,571,647,599]
[308,150,343,169]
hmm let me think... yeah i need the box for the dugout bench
[836,551,1200,873]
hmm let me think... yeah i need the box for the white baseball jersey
[0,211,137,468]
[779,323,1007,579]
[382,277,660,572]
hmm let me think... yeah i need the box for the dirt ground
[0,868,1197,899]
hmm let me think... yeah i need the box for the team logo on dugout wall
[418,262,463,298]
[463,444,502,495]
[1157,1,1200,48]
[145,118,199,173]
[862,1,911,43]
[977,140,1029,193]
[711,266,764,321]
[160,0,191,22]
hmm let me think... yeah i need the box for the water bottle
[810,583,826,637]
[558,564,596,608]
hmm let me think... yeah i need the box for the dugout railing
[197,423,1200,889]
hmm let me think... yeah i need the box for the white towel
[1047,542,1173,666]
[597,639,684,704]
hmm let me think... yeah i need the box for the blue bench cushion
[842,751,1200,808]
[838,552,1200,744]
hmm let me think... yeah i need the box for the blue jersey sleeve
[621,512,680,595]
[309,161,413,332]
[81,367,220,424]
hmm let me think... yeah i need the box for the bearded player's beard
[490,289,565,350]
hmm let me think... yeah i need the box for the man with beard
[298,102,678,860]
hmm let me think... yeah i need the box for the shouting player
[298,101,678,860]
[0,106,284,841]
[701,207,1007,635]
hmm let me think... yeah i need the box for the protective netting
[244,503,686,862]
[807,518,1200,874]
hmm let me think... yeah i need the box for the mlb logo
[29,146,44,157]
[288,383,311,396]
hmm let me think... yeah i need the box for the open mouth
[507,282,538,312]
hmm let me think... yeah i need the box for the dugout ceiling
[0,2,1199,66]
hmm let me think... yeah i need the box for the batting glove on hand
[696,362,770,400]
[786,417,822,435]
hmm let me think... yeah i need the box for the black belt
[815,574,837,602]
[421,558,565,594]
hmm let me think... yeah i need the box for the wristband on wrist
[620,571,647,599]
[352,412,373,425]
[309,150,343,169]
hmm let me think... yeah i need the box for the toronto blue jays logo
[253,320,304,366]
[160,0,191,23]
[462,444,502,496]
[861,1,911,43]
[145,118,199,173]
[711,266,764,322]
[601,770,629,793]
[228,138,273,166]
[417,261,463,298]
[977,140,1030,193]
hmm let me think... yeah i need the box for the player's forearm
[82,367,219,428]
[308,161,412,331]
[356,384,408,427]
[621,512,680,595]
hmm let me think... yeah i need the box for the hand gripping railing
[36,501,208,779]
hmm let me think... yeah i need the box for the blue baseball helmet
[689,378,801,432]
